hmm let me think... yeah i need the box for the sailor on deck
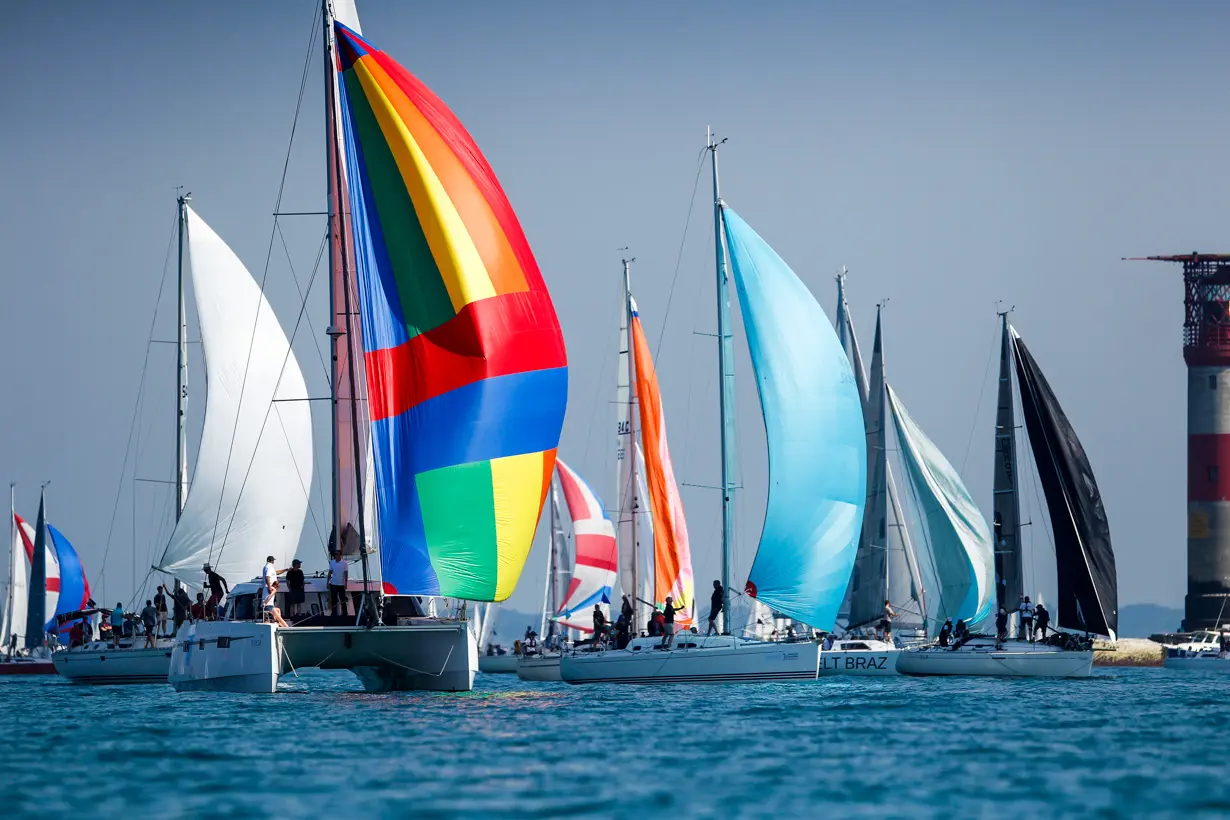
[1019,596,1035,642]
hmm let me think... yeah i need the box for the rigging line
[959,321,1001,475]
[204,6,321,563]
[653,147,708,360]
[276,219,331,384]
[210,231,328,569]
[273,400,325,545]
[100,211,179,591]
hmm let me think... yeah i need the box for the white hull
[54,640,174,685]
[170,618,477,693]
[479,654,519,674]
[897,641,1093,677]
[560,636,818,684]
[1163,646,1230,669]
[819,649,900,676]
[516,654,561,682]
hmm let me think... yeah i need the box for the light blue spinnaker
[886,384,994,628]
[723,207,867,629]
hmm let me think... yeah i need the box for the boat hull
[896,645,1093,677]
[479,654,518,674]
[0,659,56,676]
[170,619,477,693]
[1163,648,1230,669]
[516,654,562,682]
[53,642,173,685]
[560,636,818,684]
[819,649,900,676]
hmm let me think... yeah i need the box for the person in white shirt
[262,556,287,607]
[1018,595,1035,642]
[328,550,349,617]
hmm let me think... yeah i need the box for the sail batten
[887,384,994,628]
[724,208,866,629]
[1011,328,1117,638]
[333,23,567,600]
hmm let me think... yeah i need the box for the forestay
[156,207,312,588]
[724,207,866,629]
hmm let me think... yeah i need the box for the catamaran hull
[896,647,1093,677]
[170,619,477,693]
[819,649,900,676]
[560,638,818,684]
[479,654,518,674]
[516,654,562,682]
[54,643,172,685]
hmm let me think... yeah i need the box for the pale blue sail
[723,207,866,629]
[885,384,994,628]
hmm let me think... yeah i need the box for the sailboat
[825,293,929,675]
[516,465,572,682]
[170,2,568,693]
[516,458,619,682]
[896,314,1116,677]
[57,194,313,686]
[1,487,78,675]
[561,135,866,685]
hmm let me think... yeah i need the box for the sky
[3,1,1226,618]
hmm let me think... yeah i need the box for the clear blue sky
[3,1,1225,614]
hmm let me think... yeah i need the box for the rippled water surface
[4,667,1228,817]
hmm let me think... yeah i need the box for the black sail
[1012,330,1117,637]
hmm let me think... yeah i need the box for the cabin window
[1211,375,1219,391]
[1210,466,1220,485]
[844,642,870,651]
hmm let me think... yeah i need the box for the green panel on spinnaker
[416,460,499,599]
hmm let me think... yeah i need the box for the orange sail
[629,299,694,625]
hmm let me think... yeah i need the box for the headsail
[156,207,313,587]
[554,459,619,633]
[629,299,693,624]
[333,24,568,600]
[1011,327,1117,638]
[886,384,994,627]
[723,208,866,629]
[24,496,48,648]
[6,514,28,648]
[47,525,90,631]
[992,315,1023,617]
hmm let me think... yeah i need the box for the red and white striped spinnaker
[554,459,618,633]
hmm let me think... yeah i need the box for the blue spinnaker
[723,207,867,629]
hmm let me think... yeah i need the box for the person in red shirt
[191,592,206,622]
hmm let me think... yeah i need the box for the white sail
[156,207,313,587]
[616,289,637,602]
[5,519,26,649]
[886,384,994,628]
[331,0,361,32]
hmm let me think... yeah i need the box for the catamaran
[561,134,867,685]
[896,315,1117,677]
[170,1,568,692]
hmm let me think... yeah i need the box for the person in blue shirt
[111,603,124,646]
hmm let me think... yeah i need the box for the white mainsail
[616,282,636,603]
[155,207,313,587]
[4,516,27,649]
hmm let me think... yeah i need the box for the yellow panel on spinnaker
[491,451,546,601]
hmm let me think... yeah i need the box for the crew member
[1019,596,1035,641]
[1034,603,1051,641]
[203,563,229,610]
[707,580,724,636]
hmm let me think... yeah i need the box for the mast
[993,311,1023,631]
[175,193,189,520]
[323,0,375,624]
[708,128,735,631]
[623,255,640,627]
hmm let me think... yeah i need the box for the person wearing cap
[661,596,683,649]
[286,558,306,619]
[995,607,1009,648]
[203,563,229,610]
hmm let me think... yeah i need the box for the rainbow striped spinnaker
[334,23,568,600]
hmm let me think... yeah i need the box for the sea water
[2,667,1226,818]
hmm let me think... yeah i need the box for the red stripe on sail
[365,291,566,422]
[575,534,619,572]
